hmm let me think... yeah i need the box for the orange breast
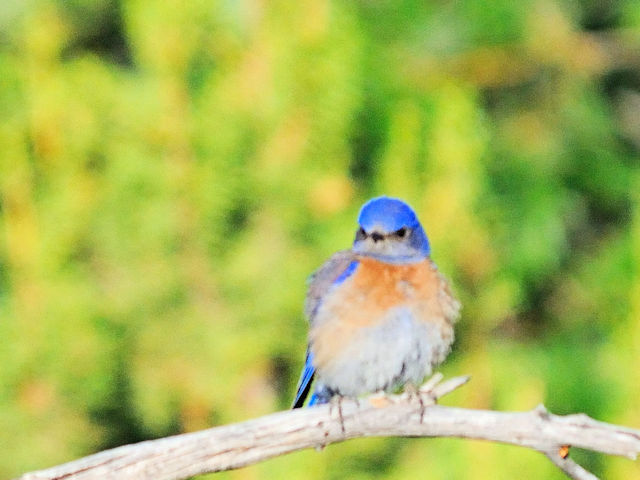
[310,256,455,371]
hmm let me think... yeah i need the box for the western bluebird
[292,196,460,408]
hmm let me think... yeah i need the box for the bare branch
[15,376,640,480]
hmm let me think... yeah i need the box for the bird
[292,196,460,408]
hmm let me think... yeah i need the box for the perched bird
[292,196,460,408]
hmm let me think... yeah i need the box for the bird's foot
[402,375,440,423]
[328,395,346,436]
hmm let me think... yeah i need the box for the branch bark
[15,376,640,480]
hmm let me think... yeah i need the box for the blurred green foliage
[1,0,640,478]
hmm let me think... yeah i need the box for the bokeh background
[1,0,640,478]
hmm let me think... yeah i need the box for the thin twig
[544,451,599,480]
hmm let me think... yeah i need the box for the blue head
[353,196,430,263]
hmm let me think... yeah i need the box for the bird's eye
[358,227,367,236]
[395,227,407,238]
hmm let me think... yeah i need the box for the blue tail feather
[292,349,315,408]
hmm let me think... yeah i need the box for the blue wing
[292,349,315,408]
[304,250,357,322]
[292,251,359,408]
